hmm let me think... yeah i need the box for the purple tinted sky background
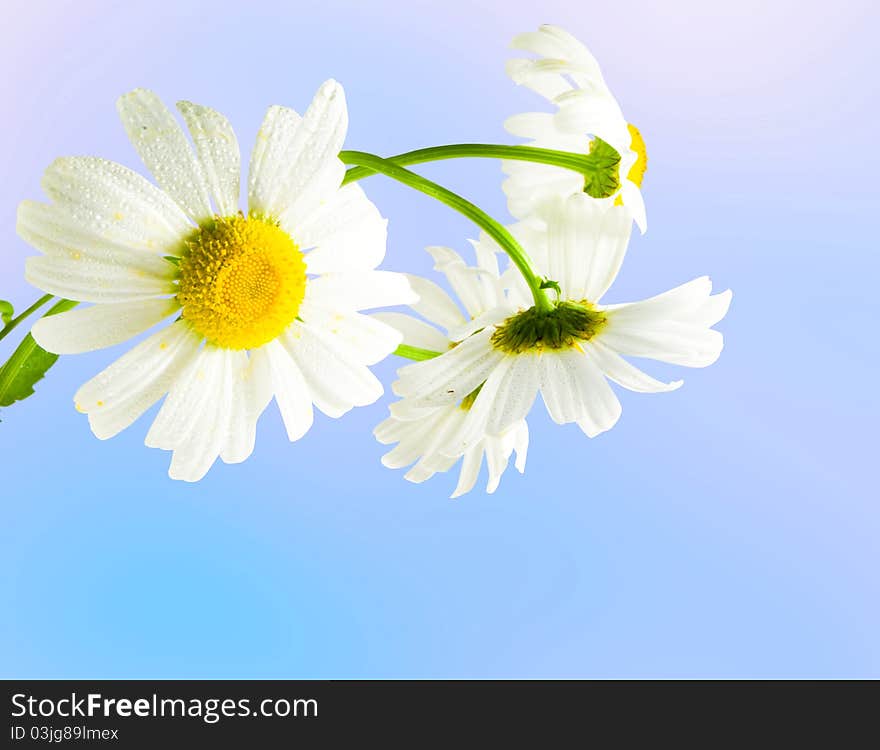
[1,0,878,677]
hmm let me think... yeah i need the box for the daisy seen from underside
[503,24,648,232]
[391,194,730,453]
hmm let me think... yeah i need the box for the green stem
[340,151,554,312]
[0,293,54,344]
[342,144,597,186]
[394,344,441,362]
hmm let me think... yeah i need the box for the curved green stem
[342,144,597,186]
[0,293,54,344]
[340,151,553,313]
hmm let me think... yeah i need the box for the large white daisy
[503,24,648,232]
[392,195,730,448]
[373,244,528,497]
[18,82,416,481]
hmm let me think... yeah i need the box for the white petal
[701,289,733,327]
[545,194,630,301]
[387,398,438,421]
[404,274,466,331]
[538,350,586,424]
[404,450,458,484]
[606,277,713,323]
[506,60,572,100]
[252,341,313,442]
[503,167,583,221]
[35,158,191,251]
[394,328,503,406]
[539,348,620,433]
[511,29,574,61]
[445,304,516,344]
[18,201,183,273]
[397,408,465,475]
[249,80,347,221]
[147,346,248,481]
[510,23,605,85]
[426,245,502,319]
[586,340,682,393]
[299,183,387,273]
[380,415,441,469]
[471,235,502,278]
[75,321,201,440]
[554,89,629,147]
[512,421,529,473]
[484,434,512,494]
[582,205,632,300]
[117,89,212,222]
[600,324,725,368]
[457,359,508,448]
[619,180,647,234]
[572,355,622,437]
[177,101,241,216]
[484,355,540,434]
[373,407,434,445]
[247,104,301,216]
[305,271,417,312]
[537,25,604,68]
[507,56,574,96]
[602,278,731,367]
[300,302,402,365]
[25,255,177,303]
[504,111,558,139]
[284,322,383,418]
[416,407,469,459]
[543,195,581,297]
[459,362,540,456]
[145,344,220,451]
[32,298,179,354]
[371,312,449,353]
[451,446,484,499]
[165,351,231,482]
[219,350,271,464]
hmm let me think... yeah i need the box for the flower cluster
[4,25,730,494]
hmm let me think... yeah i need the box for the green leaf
[583,137,621,199]
[0,300,13,327]
[0,299,77,408]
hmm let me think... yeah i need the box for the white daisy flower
[373,244,528,497]
[18,82,416,481]
[503,24,648,232]
[392,195,730,447]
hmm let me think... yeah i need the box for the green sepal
[490,300,607,354]
[0,300,13,327]
[583,138,621,199]
[0,299,77,409]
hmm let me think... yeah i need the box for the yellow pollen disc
[177,215,306,350]
[614,123,648,206]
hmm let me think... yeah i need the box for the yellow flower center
[614,123,648,206]
[625,123,648,187]
[177,215,306,350]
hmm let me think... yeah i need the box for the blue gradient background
[2,0,877,678]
